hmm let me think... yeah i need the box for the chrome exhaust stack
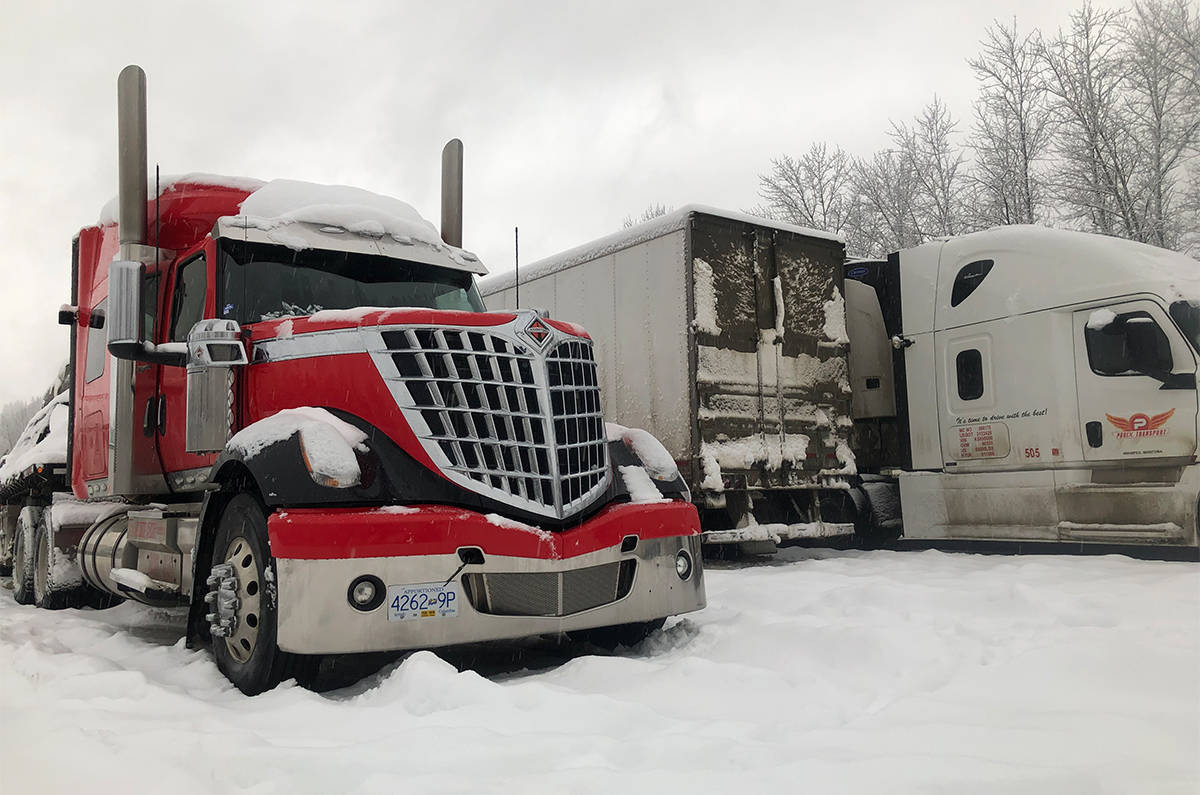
[116,64,148,259]
[105,64,168,497]
[441,138,463,248]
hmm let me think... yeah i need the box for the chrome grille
[376,320,610,519]
[547,340,608,510]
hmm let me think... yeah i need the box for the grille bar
[373,320,611,519]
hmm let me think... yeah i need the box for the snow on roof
[99,174,486,275]
[97,173,267,225]
[479,204,844,294]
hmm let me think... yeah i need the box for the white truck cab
[847,225,1200,548]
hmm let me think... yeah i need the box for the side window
[950,259,994,307]
[84,298,108,383]
[169,256,207,343]
[956,349,984,400]
[1085,310,1172,376]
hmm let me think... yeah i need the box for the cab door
[1073,299,1198,463]
[156,244,219,482]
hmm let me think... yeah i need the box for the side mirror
[107,260,186,367]
[1123,318,1171,376]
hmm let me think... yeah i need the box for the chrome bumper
[274,535,705,655]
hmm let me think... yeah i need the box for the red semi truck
[1,66,704,694]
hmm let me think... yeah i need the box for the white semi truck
[482,212,1200,556]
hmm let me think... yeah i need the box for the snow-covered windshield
[218,239,485,324]
[1169,300,1200,353]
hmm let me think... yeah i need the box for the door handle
[143,398,156,437]
[1085,421,1103,448]
[156,395,167,436]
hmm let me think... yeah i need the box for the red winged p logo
[1105,408,1175,438]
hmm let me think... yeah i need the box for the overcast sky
[0,0,1118,405]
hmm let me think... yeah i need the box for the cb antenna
[514,226,520,310]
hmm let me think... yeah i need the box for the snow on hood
[0,391,69,484]
[228,408,368,488]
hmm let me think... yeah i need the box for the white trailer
[486,215,1200,556]
[481,207,858,549]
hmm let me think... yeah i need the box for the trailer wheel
[208,493,291,695]
[11,506,39,605]
[32,509,80,610]
[569,618,666,651]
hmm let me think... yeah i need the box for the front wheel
[208,494,288,695]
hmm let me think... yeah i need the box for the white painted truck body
[480,207,854,545]
[848,225,1200,549]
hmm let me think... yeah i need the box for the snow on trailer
[481,207,856,548]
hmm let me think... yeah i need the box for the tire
[33,509,79,610]
[569,618,666,651]
[11,506,39,605]
[209,494,300,695]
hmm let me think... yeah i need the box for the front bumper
[269,501,706,655]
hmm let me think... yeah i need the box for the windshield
[218,239,485,324]
[1169,300,1200,353]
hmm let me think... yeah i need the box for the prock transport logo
[1105,408,1175,438]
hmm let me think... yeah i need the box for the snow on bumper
[268,502,705,655]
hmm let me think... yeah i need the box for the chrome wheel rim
[221,536,263,663]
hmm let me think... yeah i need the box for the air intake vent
[462,560,636,616]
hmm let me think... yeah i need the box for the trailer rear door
[690,214,848,488]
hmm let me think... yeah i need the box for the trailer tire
[209,494,316,695]
[32,510,81,610]
[11,506,39,605]
[569,618,666,650]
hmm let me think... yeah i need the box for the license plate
[386,581,460,621]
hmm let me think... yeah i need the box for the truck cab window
[1085,310,1172,376]
[1169,300,1200,352]
[956,349,984,400]
[84,298,108,383]
[950,259,994,307]
[169,255,207,342]
[218,239,484,324]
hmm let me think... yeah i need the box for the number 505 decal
[1024,447,1041,458]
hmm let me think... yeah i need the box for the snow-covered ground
[1,549,1196,794]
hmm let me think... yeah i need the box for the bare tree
[849,149,925,257]
[1040,3,1144,237]
[755,143,856,234]
[622,203,673,228]
[1123,0,1200,248]
[969,18,1053,226]
[0,397,43,458]
[890,96,973,237]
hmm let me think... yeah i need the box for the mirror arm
[108,340,187,368]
